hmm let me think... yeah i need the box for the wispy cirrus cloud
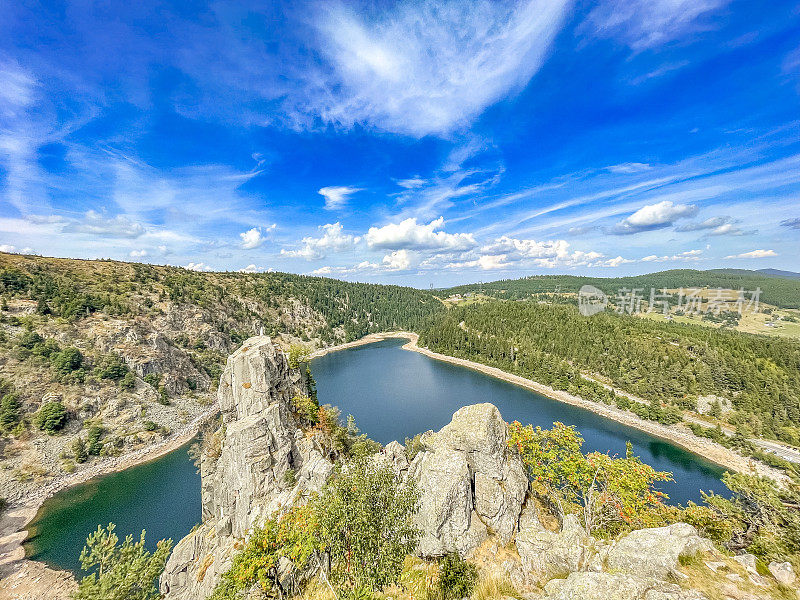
[298,0,573,136]
[586,0,730,51]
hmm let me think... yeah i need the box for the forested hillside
[0,253,441,500]
[446,269,800,308]
[419,301,800,447]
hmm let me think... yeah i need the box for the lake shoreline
[0,405,219,600]
[315,331,784,482]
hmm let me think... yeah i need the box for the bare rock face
[543,572,707,600]
[767,561,795,586]
[160,337,333,600]
[408,403,528,557]
[516,513,595,582]
[605,523,714,581]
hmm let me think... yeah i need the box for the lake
[25,336,728,574]
[311,337,728,505]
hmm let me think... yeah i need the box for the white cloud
[586,0,729,51]
[641,249,703,262]
[302,0,572,136]
[0,244,33,255]
[481,236,571,259]
[240,227,268,249]
[129,249,148,258]
[724,249,778,259]
[366,217,476,251]
[319,186,362,210]
[238,264,261,273]
[281,222,359,260]
[610,200,697,235]
[606,162,652,174]
[396,177,426,189]
[184,262,214,271]
[382,249,412,271]
[63,210,146,238]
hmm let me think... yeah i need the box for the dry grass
[678,554,796,600]
[471,572,520,600]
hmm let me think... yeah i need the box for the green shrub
[72,437,88,463]
[94,353,129,381]
[143,373,161,388]
[120,371,136,390]
[143,421,158,431]
[51,347,83,376]
[74,523,172,600]
[34,401,68,434]
[87,425,104,455]
[0,394,21,432]
[438,553,478,599]
[317,458,419,592]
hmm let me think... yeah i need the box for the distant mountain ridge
[445,268,800,309]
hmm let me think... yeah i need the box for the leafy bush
[34,401,67,434]
[86,425,104,455]
[437,553,478,599]
[120,371,136,390]
[74,523,172,600]
[94,352,129,381]
[72,437,88,463]
[51,347,83,376]
[143,421,157,431]
[143,373,161,388]
[509,421,672,536]
[211,503,322,599]
[0,393,21,432]
[317,458,419,592]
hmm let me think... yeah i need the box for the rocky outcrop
[605,523,713,580]
[160,337,333,600]
[543,572,706,600]
[516,512,595,581]
[407,403,528,557]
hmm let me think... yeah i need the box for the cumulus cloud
[281,222,359,260]
[610,200,697,235]
[724,249,778,259]
[365,217,476,251]
[240,227,268,249]
[586,0,729,51]
[238,264,273,273]
[63,210,146,238]
[129,249,148,258]
[184,262,213,271]
[303,0,572,136]
[319,186,362,211]
[0,244,33,254]
[641,249,703,262]
[781,217,800,229]
[382,249,412,271]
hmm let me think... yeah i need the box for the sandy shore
[316,331,784,481]
[0,405,219,600]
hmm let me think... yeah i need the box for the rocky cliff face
[160,337,333,599]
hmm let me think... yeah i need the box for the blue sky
[0,0,798,286]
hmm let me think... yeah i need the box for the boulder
[516,513,594,581]
[768,561,795,586]
[606,523,713,580]
[408,403,528,556]
[544,572,706,600]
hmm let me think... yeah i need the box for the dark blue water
[312,337,728,505]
